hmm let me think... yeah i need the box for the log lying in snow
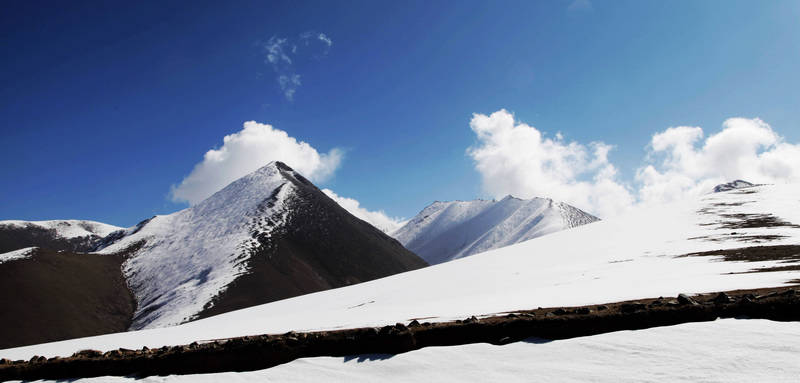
[2,285,799,381]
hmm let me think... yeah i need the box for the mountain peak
[0,220,123,254]
[393,196,598,264]
[272,160,292,171]
[713,180,756,193]
[94,161,425,330]
[500,195,521,201]
[194,160,317,213]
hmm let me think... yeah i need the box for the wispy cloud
[260,31,332,101]
[278,74,301,101]
[315,33,333,48]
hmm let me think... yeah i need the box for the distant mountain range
[0,162,425,348]
[392,196,599,264]
[1,163,762,353]
[101,161,427,329]
[0,220,121,254]
[6,179,798,369]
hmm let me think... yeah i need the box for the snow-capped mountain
[712,179,756,193]
[96,161,426,330]
[0,247,37,265]
[0,161,425,349]
[6,183,799,363]
[0,219,121,254]
[392,196,599,264]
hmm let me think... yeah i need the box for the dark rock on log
[677,294,699,306]
[713,292,733,304]
[620,303,646,313]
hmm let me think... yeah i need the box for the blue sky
[2,0,800,227]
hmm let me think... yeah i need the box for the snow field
[15,319,800,383]
[4,184,799,360]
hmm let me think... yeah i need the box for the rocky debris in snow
[552,308,569,316]
[713,292,733,304]
[620,303,646,313]
[677,294,699,306]
[4,285,799,381]
[71,350,102,358]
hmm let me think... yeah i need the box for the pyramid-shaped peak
[247,160,292,176]
[196,161,316,207]
[96,157,424,329]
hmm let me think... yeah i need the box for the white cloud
[264,37,292,66]
[322,189,406,234]
[171,121,343,205]
[317,33,333,47]
[261,31,332,101]
[636,117,800,205]
[301,31,333,50]
[468,110,800,218]
[278,74,301,101]
[468,109,635,218]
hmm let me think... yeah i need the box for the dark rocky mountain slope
[0,162,426,348]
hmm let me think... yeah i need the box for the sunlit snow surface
[16,319,800,383]
[0,247,37,264]
[3,184,800,360]
[0,220,121,239]
[393,196,597,264]
[97,164,295,329]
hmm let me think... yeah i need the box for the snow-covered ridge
[97,162,298,329]
[50,319,797,383]
[393,195,598,264]
[0,247,37,265]
[4,183,800,360]
[0,220,121,239]
[712,179,756,193]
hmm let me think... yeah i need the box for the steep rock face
[0,220,122,254]
[394,196,599,264]
[99,162,427,329]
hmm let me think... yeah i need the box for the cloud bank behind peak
[171,121,343,205]
[469,109,800,218]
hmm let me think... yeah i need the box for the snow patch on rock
[0,220,121,239]
[97,162,297,329]
[713,180,756,193]
[0,247,37,264]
